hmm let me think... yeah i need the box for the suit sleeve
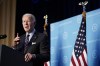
[13,35,25,53]
[34,34,50,62]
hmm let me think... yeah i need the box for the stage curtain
[0,0,16,46]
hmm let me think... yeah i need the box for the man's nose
[25,22,28,25]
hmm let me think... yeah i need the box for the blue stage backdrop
[50,8,100,66]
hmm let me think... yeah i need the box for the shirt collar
[26,29,35,41]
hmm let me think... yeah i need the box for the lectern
[0,45,33,66]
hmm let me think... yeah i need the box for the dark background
[15,0,100,36]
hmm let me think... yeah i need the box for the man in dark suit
[12,13,50,66]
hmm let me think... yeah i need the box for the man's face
[22,16,35,32]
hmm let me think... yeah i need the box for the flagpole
[43,15,50,66]
[79,1,88,18]
[43,14,48,36]
[70,1,88,66]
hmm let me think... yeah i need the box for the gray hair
[22,13,36,22]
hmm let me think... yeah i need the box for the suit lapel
[17,34,25,51]
[28,31,38,45]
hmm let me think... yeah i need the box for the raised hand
[12,33,20,47]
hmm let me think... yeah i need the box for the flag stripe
[79,55,84,66]
[78,57,81,66]
[82,50,87,66]
[44,61,50,66]
[73,51,79,66]
[70,61,73,66]
[44,62,48,66]
[71,56,76,66]
[83,49,87,64]
[47,61,50,66]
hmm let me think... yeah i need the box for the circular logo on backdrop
[63,32,68,40]
[92,24,98,32]
[63,56,68,64]
[92,50,97,59]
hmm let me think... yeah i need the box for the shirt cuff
[32,54,36,59]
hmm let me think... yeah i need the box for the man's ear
[33,22,36,27]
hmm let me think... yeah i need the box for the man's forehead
[23,15,31,18]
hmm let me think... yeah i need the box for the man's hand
[25,53,33,62]
[12,33,20,47]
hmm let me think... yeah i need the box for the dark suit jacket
[15,31,50,66]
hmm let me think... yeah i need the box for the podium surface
[0,45,33,66]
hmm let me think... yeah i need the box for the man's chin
[24,30,29,32]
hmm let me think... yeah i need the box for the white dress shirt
[26,29,35,41]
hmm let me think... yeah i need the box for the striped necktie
[24,34,30,53]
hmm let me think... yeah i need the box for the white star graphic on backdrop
[92,24,98,32]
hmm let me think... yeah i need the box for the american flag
[44,61,50,66]
[70,12,87,66]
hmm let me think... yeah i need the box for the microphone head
[0,34,7,39]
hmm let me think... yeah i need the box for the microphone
[0,34,7,39]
